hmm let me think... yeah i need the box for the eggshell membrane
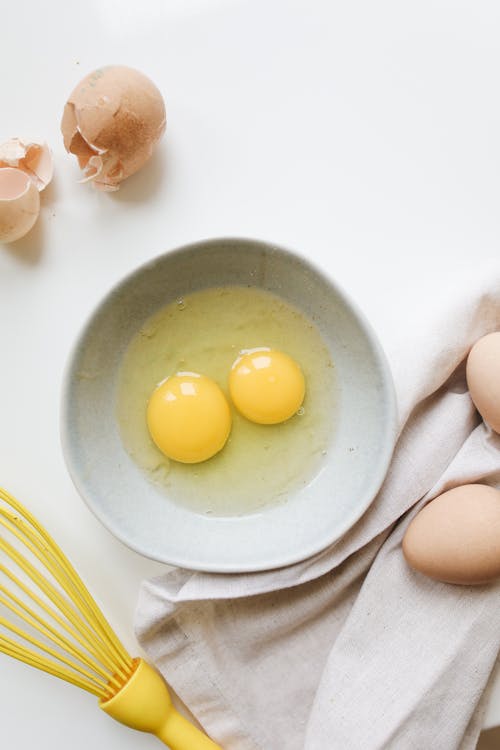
[0,138,53,191]
[466,332,500,433]
[0,168,40,243]
[402,484,500,585]
[61,66,166,191]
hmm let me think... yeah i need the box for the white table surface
[1,1,500,747]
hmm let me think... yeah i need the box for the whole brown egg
[466,332,500,433]
[402,484,500,585]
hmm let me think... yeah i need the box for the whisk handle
[100,660,222,749]
[156,707,222,749]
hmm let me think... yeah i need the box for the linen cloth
[135,269,500,750]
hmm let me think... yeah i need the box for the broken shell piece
[0,168,40,243]
[61,65,166,191]
[0,138,53,191]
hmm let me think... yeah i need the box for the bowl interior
[62,238,397,572]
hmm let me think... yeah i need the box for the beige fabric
[135,271,500,750]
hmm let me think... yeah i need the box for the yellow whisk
[0,487,221,749]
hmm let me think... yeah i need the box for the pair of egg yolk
[146,348,305,464]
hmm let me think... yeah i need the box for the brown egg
[466,332,500,433]
[402,484,500,585]
[61,65,166,192]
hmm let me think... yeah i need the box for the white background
[1,0,500,747]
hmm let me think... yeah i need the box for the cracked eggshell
[0,138,53,191]
[0,167,40,243]
[61,65,166,191]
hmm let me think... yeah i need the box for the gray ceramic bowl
[61,238,397,572]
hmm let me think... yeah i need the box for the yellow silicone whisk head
[0,487,221,749]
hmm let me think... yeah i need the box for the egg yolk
[229,348,305,425]
[147,372,232,463]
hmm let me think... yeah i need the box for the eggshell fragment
[0,167,40,242]
[61,65,166,191]
[466,332,500,433]
[0,138,53,191]
[402,484,500,585]
[0,168,40,243]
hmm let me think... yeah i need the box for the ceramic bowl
[61,237,397,572]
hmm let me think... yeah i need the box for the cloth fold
[135,270,500,750]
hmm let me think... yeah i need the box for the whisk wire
[0,633,106,697]
[0,611,111,692]
[0,581,116,685]
[0,488,133,697]
[0,559,126,695]
[0,490,132,673]
[0,529,120,678]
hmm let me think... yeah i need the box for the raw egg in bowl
[61,238,397,572]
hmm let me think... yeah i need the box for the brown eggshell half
[0,168,40,243]
[466,332,500,433]
[402,484,500,585]
[61,65,166,191]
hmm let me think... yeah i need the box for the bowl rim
[60,236,398,571]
